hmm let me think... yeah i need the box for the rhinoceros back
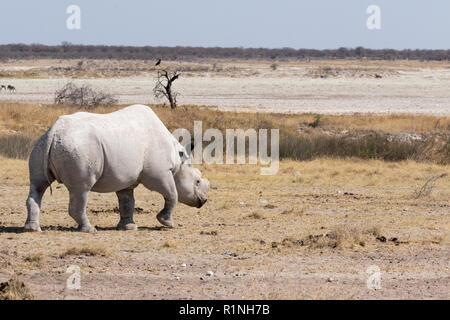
[46,105,179,193]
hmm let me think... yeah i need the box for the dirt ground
[0,158,449,299]
[0,59,449,114]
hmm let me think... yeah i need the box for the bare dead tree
[153,69,181,109]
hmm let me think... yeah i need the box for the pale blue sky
[0,0,448,49]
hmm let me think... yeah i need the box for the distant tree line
[0,44,448,61]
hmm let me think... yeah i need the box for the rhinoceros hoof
[23,222,42,232]
[156,214,174,228]
[117,222,138,231]
[78,225,97,233]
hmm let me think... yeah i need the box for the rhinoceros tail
[42,126,56,195]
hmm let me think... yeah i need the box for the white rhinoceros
[24,104,209,232]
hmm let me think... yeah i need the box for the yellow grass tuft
[60,246,109,258]
[0,274,34,300]
[24,253,43,267]
[246,212,265,220]
[162,240,177,248]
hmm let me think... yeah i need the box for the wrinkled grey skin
[24,104,209,232]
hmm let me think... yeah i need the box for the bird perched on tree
[155,59,161,66]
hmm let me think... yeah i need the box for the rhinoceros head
[174,154,209,208]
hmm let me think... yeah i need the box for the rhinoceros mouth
[197,198,207,208]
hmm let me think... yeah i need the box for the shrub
[308,115,322,128]
[1,44,449,61]
[54,82,117,109]
[279,131,430,162]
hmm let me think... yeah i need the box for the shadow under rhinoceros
[0,224,170,233]
[0,226,24,233]
[95,225,170,232]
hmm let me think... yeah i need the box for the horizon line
[1,43,449,52]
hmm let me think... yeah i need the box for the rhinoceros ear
[179,150,190,164]
[182,142,194,158]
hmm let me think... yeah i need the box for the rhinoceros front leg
[24,183,48,232]
[142,171,178,228]
[157,191,177,228]
[69,190,96,232]
[116,189,137,230]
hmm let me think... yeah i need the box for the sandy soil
[0,159,449,299]
[0,59,449,114]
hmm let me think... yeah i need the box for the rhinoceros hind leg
[68,190,96,233]
[24,183,48,232]
[116,189,137,230]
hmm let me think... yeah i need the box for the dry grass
[413,173,448,199]
[24,253,43,264]
[0,133,35,159]
[0,102,448,163]
[0,274,34,300]
[60,246,109,258]
[277,225,382,250]
[246,212,265,220]
[309,226,367,249]
[1,102,449,137]
[162,240,177,248]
